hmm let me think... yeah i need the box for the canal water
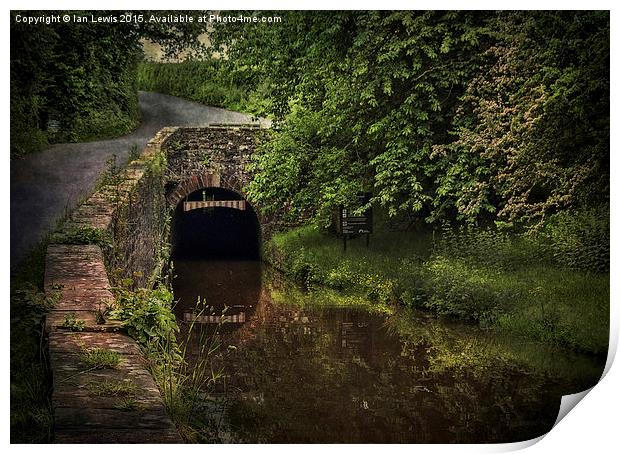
[172,259,604,444]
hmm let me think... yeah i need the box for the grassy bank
[263,224,609,356]
[137,61,268,116]
[11,99,140,159]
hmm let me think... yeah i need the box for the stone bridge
[162,126,277,258]
[43,125,274,443]
[165,127,260,207]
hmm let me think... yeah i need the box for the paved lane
[10,91,266,268]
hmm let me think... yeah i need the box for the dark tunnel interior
[171,187,261,260]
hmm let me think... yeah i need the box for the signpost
[337,193,373,251]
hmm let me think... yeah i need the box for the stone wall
[163,126,284,240]
[55,127,175,288]
[165,126,263,197]
[44,128,182,443]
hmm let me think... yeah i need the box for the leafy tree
[434,12,609,226]
[210,11,608,230]
[210,11,490,224]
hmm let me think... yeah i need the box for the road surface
[10,91,266,269]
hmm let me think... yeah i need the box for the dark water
[172,259,604,444]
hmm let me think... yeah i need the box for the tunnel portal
[171,187,260,260]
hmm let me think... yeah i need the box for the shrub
[422,257,520,321]
[434,227,547,271]
[540,206,609,272]
[110,284,180,357]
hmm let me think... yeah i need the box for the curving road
[10,91,268,269]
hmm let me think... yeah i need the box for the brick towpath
[45,244,183,443]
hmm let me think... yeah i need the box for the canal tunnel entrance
[171,187,261,260]
[170,186,262,339]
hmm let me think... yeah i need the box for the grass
[10,240,57,443]
[264,223,609,356]
[137,61,268,117]
[266,268,394,316]
[115,397,141,412]
[86,379,139,397]
[61,313,85,332]
[81,348,122,370]
[265,224,431,301]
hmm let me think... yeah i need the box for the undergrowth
[264,215,609,356]
[10,240,58,443]
[109,278,228,441]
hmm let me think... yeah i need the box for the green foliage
[146,149,168,176]
[10,241,59,443]
[434,227,548,272]
[540,206,609,272]
[115,397,140,412]
[81,348,122,369]
[223,11,487,224]
[99,153,122,187]
[10,10,210,156]
[9,362,53,443]
[128,143,141,162]
[435,12,609,226]
[152,301,231,442]
[50,226,112,249]
[110,284,180,355]
[61,313,85,331]
[86,379,139,397]
[420,230,609,354]
[206,11,608,229]
[10,12,139,155]
[10,18,56,158]
[265,224,430,305]
[137,60,261,115]
[10,93,49,158]
[265,223,609,355]
[423,257,516,321]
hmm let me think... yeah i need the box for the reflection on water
[172,259,605,443]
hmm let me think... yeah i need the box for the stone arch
[167,171,224,208]
[168,173,264,259]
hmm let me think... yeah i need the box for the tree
[10,10,210,157]
[434,12,609,227]
[210,11,609,229]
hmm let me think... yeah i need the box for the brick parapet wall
[44,128,182,443]
[55,127,178,288]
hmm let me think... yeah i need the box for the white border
[3,1,617,452]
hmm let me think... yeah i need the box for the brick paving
[45,244,182,443]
